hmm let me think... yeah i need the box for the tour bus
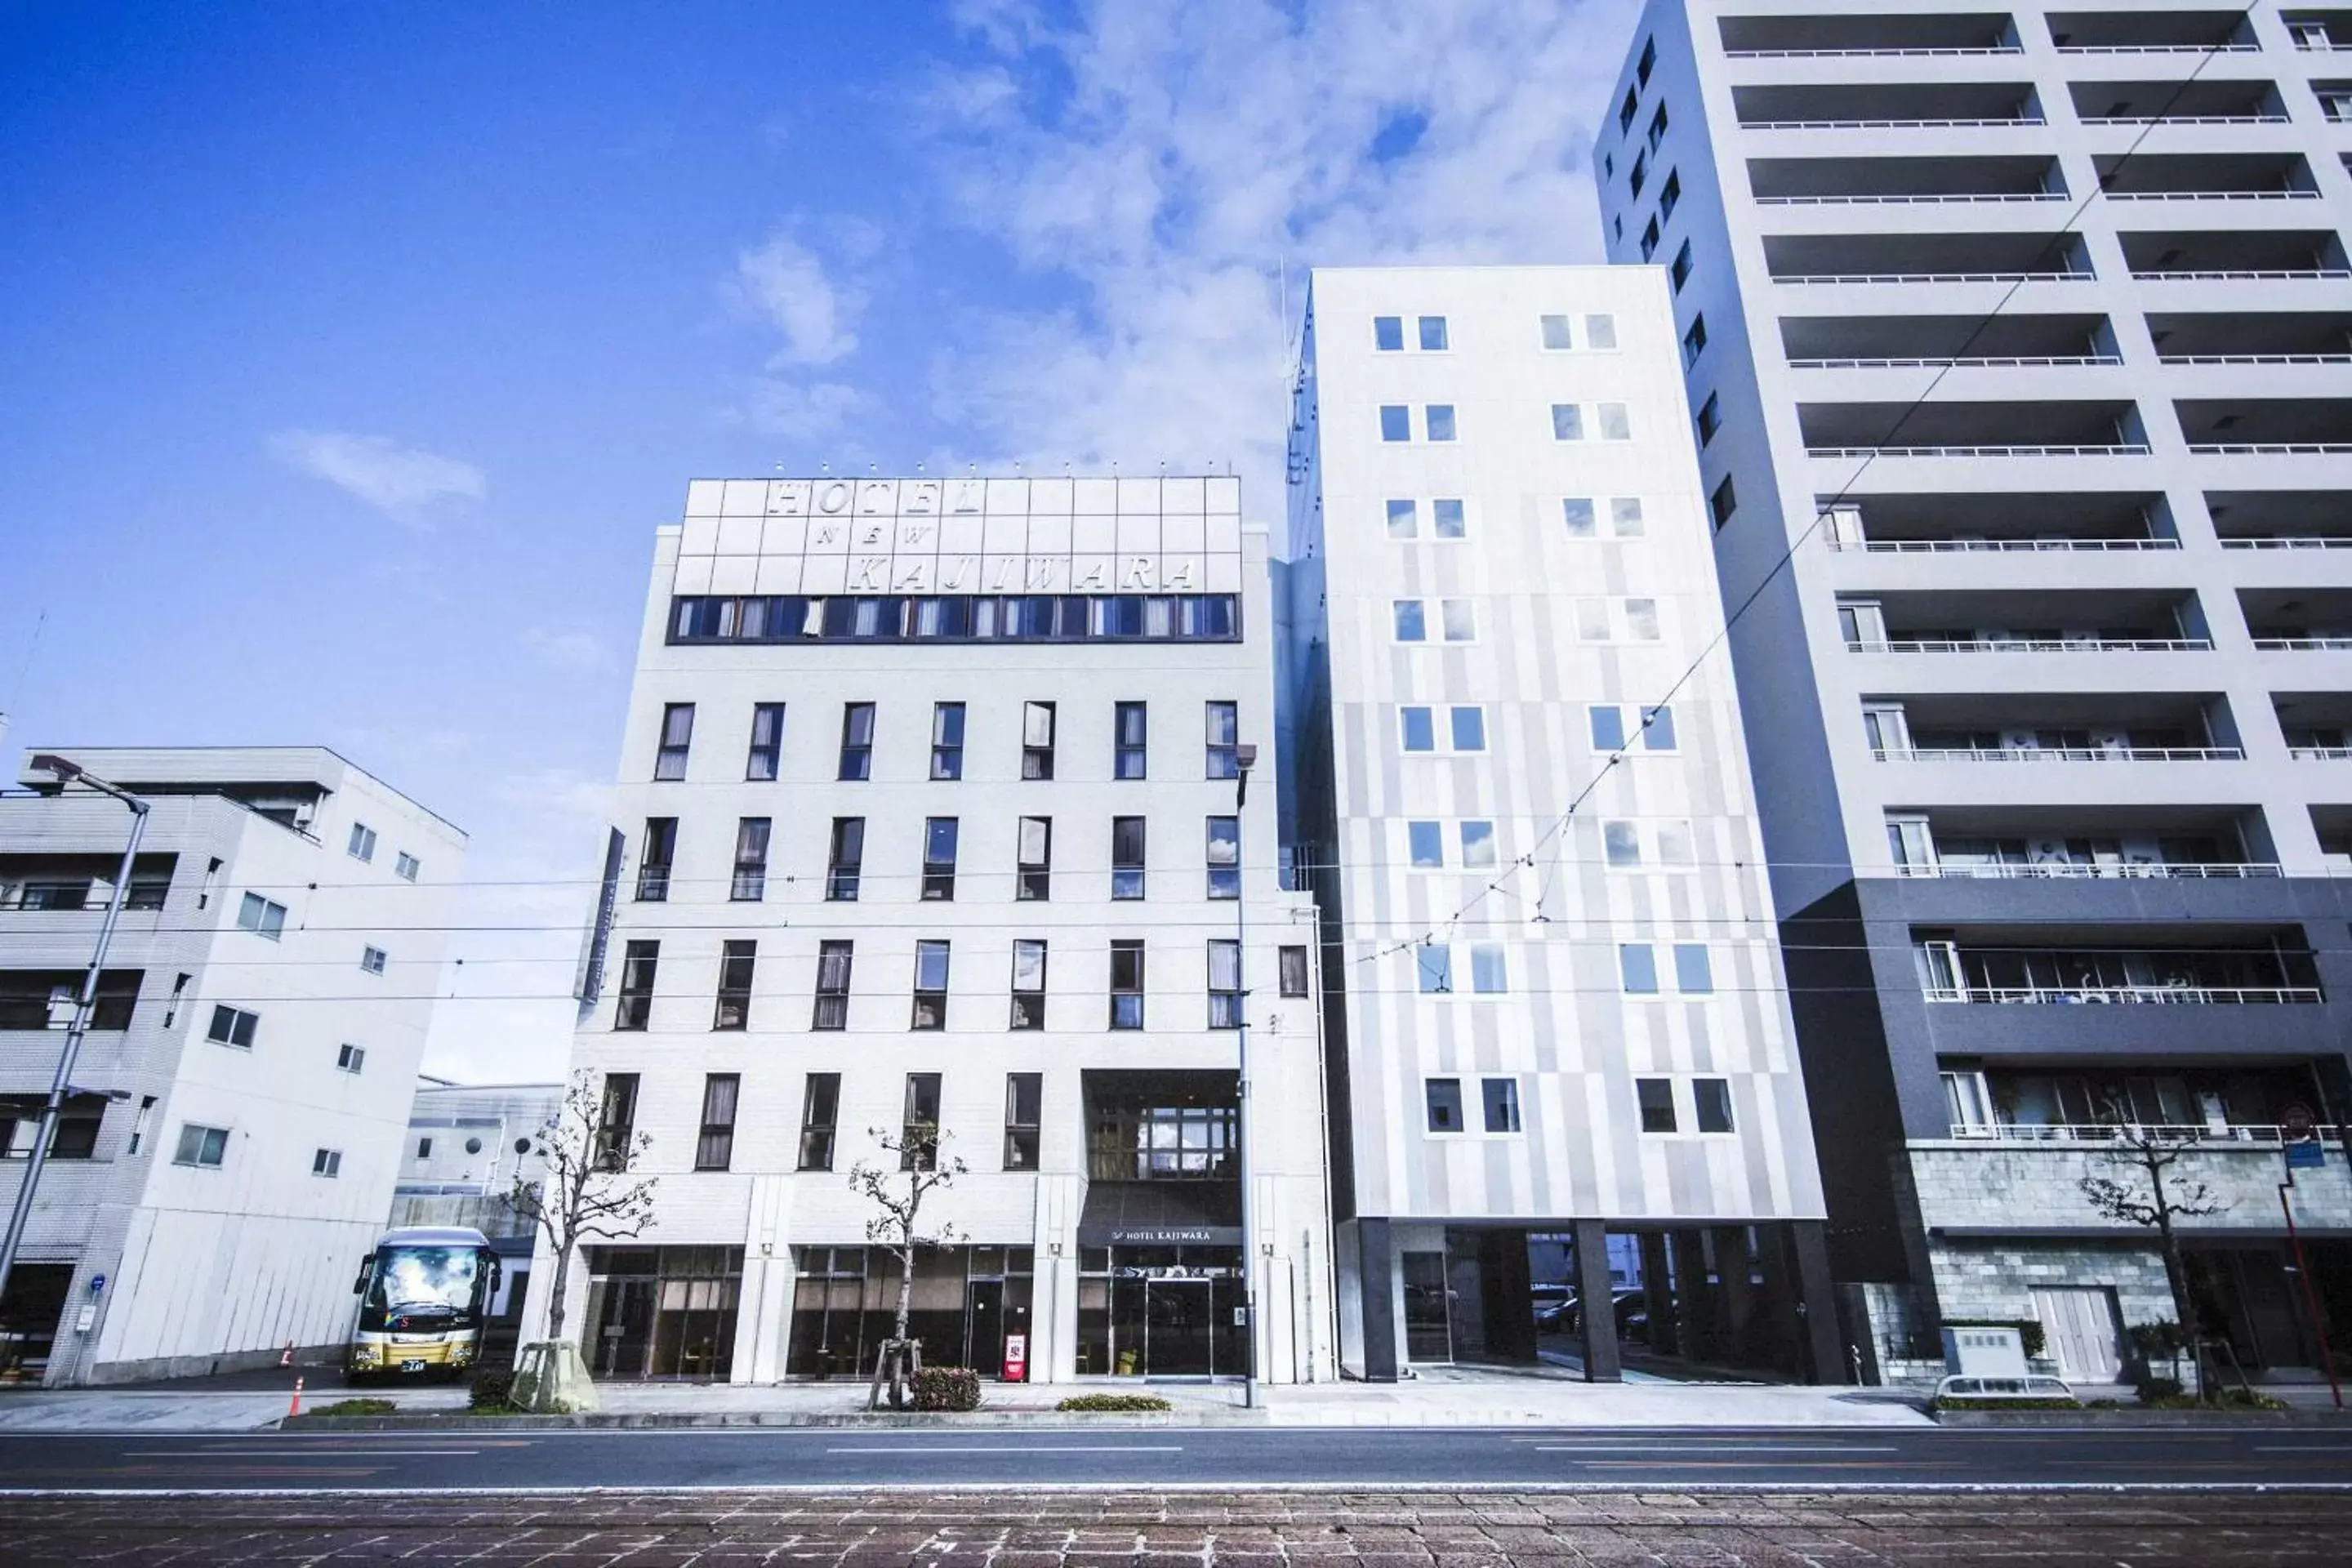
[345,1225,501,1381]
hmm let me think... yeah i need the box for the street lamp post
[0,756,149,1322]
[1234,742,1259,1410]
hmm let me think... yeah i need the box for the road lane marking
[2258,1444,2352,1452]
[822,1444,1183,1454]
[1533,1444,1899,1454]
[136,1448,485,1457]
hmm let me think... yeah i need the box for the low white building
[533,475,1335,1387]
[391,1076,561,1324]
[0,747,465,1383]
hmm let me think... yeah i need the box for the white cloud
[911,0,1639,492]
[522,627,615,675]
[268,430,486,521]
[727,229,868,367]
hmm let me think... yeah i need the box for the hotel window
[1408,821,1444,869]
[1111,939,1146,1029]
[1598,403,1632,440]
[1205,701,1240,778]
[912,940,950,1031]
[1603,821,1642,867]
[1459,821,1498,868]
[901,1073,943,1171]
[1425,1078,1464,1133]
[1206,816,1241,899]
[1711,474,1738,528]
[1611,497,1646,537]
[1208,938,1243,1028]
[1674,943,1714,995]
[1646,100,1668,149]
[1562,497,1597,537]
[1637,33,1655,84]
[1401,706,1437,753]
[837,702,875,781]
[1671,240,1694,293]
[826,817,863,902]
[636,817,676,902]
[1022,702,1057,779]
[746,702,786,780]
[655,703,695,780]
[1659,168,1681,220]
[346,822,376,862]
[930,701,965,780]
[1482,1077,1522,1134]
[1450,707,1486,752]
[922,817,959,901]
[361,946,387,976]
[1540,314,1574,350]
[1681,314,1706,368]
[1115,702,1148,779]
[1112,816,1147,899]
[596,1073,639,1169]
[175,1124,229,1169]
[1658,820,1695,865]
[1374,315,1405,350]
[1415,942,1453,994]
[394,851,420,881]
[1587,314,1618,350]
[1577,599,1611,642]
[1379,405,1410,442]
[1441,599,1476,643]
[1637,1077,1677,1133]
[1004,1073,1043,1171]
[1432,498,1466,538]
[1619,82,1639,132]
[1697,392,1722,446]
[715,940,755,1030]
[1625,599,1660,640]
[206,1004,259,1049]
[1552,403,1585,442]
[1469,943,1508,995]
[1279,945,1310,997]
[813,941,853,1031]
[1393,600,1428,643]
[336,1043,365,1074]
[696,1074,740,1171]
[615,942,657,1030]
[1386,498,1418,539]
[797,1073,840,1171]
[733,817,773,902]
[1619,943,1659,995]
[1010,940,1048,1030]
[1695,1077,1735,1134]
[1640,216,1660,261]
[1425,404,1458,442]
[1018,817,1053,901]
[237,892,286,940]
[1419,315,1450,351]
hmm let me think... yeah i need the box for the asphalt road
[2,1423,2350,1492]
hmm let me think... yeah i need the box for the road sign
[87,1272,105,1294]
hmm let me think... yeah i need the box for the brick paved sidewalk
[5,1489,2350,1564]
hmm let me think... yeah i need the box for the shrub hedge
[1054,1393,1174,1413]
[912,1365,982,1412]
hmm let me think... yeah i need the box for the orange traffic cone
[287,1375,304,1420]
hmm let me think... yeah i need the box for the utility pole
[1235,742,1258,1410]
[0,756,149,1320]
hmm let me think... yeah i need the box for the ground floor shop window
[788,1245,1034,1379]
[581,1245,742,1379]
[1074,1245,1247,1377]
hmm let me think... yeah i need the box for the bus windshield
[362,1245,488,1331]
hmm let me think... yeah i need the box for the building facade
[1279,265,1838,1383]
[537,475,1334,1385]
[0,747,464,1383]
[390,1076,561,1333]
[1597,0,2352,1383]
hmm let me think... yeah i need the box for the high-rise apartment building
[547,476,1333,1386]
[1280,266,1838,1383]
[0,747,464,1383]
[1600,0,2352,1383]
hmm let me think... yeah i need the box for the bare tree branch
[510,1069,658,1343]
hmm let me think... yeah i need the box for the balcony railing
[1778,271,2094,286]
[1876,745,2243,762]
[1810,443,2152,459]
[1926,982,2321,1004]
[1745,117,2045,131]
[2135,268,2352,282]
[2189,442,2352,456]
[2081,113,2289,125]
[1723,45,2022,59]
[1895,860,2280,880]
[1943,1121,2340,1143]
[2221,536,2352,550]
[2055,42,2260,54]
[2254,636,2352,650]
[1788,354,2122,369]
[2103,189,2319,202]
[2291,746,2352,759]
[2163,353,2352,366]
[1757,192,2067,207]
[1846,637,2208,653]
[1826,537,2177,553]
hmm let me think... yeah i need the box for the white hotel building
[0,747,464,1383]
[1279,266,1838,1382]
[544,475,1334,1385]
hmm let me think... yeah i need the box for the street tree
[849,1121,967,1410]
[2078,1118,2229,1396]
[508,1070,657,1409]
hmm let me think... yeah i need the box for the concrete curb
[1934,1408,2352,1427]
[280,1408,1234,1431]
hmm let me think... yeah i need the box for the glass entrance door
[1145,1280,1214,1375]
[590,1278,655,1374]
[967,1279,1005,1375]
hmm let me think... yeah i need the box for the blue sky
[1,0,1635,1078]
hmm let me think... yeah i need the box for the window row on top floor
[1370,313,1619,354]
[634,810,1245,905]
[669,592,1240,645]
[653,699,1241,784]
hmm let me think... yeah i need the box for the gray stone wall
[1908,1142,2352,1234]
[1927,1238,2176,1337]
